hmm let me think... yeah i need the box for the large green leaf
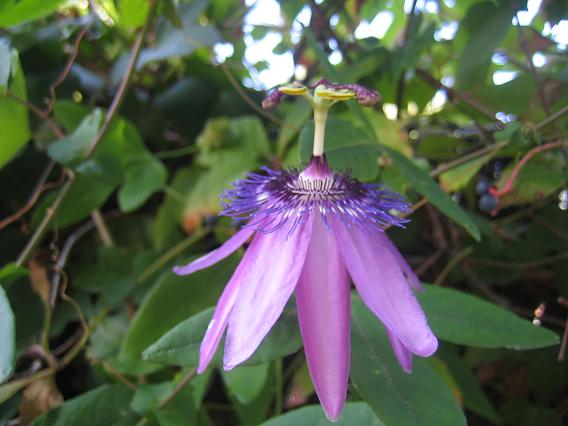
[0,49,30,169]
[222,362,271,405]
[47,109,102,166]
[32,384,136,426]
[118,156,168,212]
[118,0,150,29]
[350,299,467,426]
[142,307,302,367]
[384,147,481,241]
[135,0,221,68]
[418,285,559,349]
[260,403,384,426]
[120,254,239,363]
[455,1,514,90]
[0,0,65,27]
[0,286,15,384]
[299,117,380,180]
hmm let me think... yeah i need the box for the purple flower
[173,156,437,421]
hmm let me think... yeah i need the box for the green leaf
[261,402,385,426]
[299,117,380,180]
[230,116,271,160]
[455,1,513,90]
[350,298,467,426]
[118,156,168,212]
[441,351,501,424]
[439,150,497,192]
[222,363,270,404]
[136,1,221,68]
[496,159,567,208]
[142,307,302,367]
[0,49,30,169]
[119,0,150,29]
[383,147,481,241]
[0,263,28,286]
[276,99,312,157]
[47,109,102,166]
[32,171,117,229]
[0,286,15,383]
[32,384,136,426]
[0,0,65,27]
[120,254,239,364]
[417,285,560,349]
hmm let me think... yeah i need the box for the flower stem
[313,106,329,157]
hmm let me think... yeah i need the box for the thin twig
[0,161,58,230]
[467,252,568,270]
[91,209,114,247]
[558,297,568,361]
[219,62,284,125]
[16,174,75,267]
[535,104,568,131]
[416,68,499,121]
[45,24,92,115]
[5,92,65,138]
[136,228,210,284]
[433,246,473,285]
[429,142,507,177]
[15,7,155,266]
[489,140,567,198]
[159,369,197,408]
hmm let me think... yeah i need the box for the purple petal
[387,330,413,373]
[197,244,256,373]
[173,227,255,276]
[330,217,438,357]
[296,214,350,421]
[376,232,423,291]
[223,214,315,369]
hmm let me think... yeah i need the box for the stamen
[221,161,411,235]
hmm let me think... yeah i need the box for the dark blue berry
[475,178,491,195]
[479,194,498,212]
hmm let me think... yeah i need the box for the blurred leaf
[299,117,380,180]
[350,298,467,426]
[0,263,28,285]
[276,100,312,157]
[88,313,130,361]
[142,307,302,367]
[222,363,270,404]
[153,167,196,249]
[439,150,497,191]
[119,0,150,29]
[0,0,65,27]
[383,147,481,240]
[20,376,63,425]
[118,156,167,212]
[0,286,15,383]
[441,351,501,424]
[0,49,30,169]
[32,172,117,229]
[496,158,567,208]
[418,284,560,349]
[119,254,239,364]
[136,1,221,68]
[47,109,102,166]
[32,384,136,426]
[456,1,513,90]
[261,402,384,425]
[0,40,11,93]
[153,381,197,426]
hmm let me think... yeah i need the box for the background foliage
[0,0,567,425]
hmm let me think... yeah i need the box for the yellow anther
[315,88,355,101]
[278,85,308,95]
